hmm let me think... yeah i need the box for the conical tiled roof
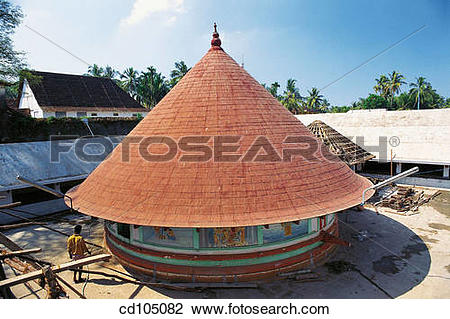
[66,27,373,227]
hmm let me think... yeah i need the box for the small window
[90,113,97,117]
[132,113,137,117]
[117,223,130,239]
[113,113,119,116]
[55,111,66,118]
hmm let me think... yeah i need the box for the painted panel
[263,220,308,244]
[142,226,194,248]
[199,226,258,248]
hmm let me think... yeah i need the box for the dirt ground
[1,187,449,299]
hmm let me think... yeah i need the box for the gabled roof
[66,26,373,227]
[22,71,145,111]
[307,120,375,165]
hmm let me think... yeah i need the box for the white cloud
[165,16,177,26]
[120,0,184,28]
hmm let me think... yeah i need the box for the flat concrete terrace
[1,188,449,299]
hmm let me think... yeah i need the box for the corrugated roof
[66,27,373,227]
[24,71,145,110]
[0,137,123,191]
[307,120,375,165]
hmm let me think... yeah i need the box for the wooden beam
[0,261,15,298]
[0,248,42,259]
[0,210,102,248]
[0,232,42,269]
[0,222,43,231]
[0,232,24,251]
[0,254,111,288]
[54,274,86,299]
[0,202,22,209]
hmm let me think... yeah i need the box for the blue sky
[12,0,449,106]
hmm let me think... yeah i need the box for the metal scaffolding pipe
[361,166,419,204]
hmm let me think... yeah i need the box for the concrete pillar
[0,191,12,205]
[444,165,449,179]
[396,163,402,174]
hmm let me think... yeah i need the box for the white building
[297,108,450,189]
[18,71,148,118]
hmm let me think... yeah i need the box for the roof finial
[211,22,221,47]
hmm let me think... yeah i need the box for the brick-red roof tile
[66,32,373,227]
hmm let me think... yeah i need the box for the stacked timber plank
[376,186,440,214]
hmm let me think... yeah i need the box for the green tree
[0,0,25,82]
[409,76,431,109]
[360,94,388,109]
[103,65,117,79]
[306,87,324,112]
[395,92,414,110]
[137,66,169,108]
[387,71,406,107]
[373,75,389,98]
[280,78,303,114]
[120,67,139,98]
[330,105,351,113]
[269,82,280,99]
[169,60,190,88]
[86,64,104,77]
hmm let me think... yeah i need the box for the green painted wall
[109,236,323,267]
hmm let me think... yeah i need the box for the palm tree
[120,67,139,98]
[374,75,389,98]
[395,92,414,110]
[409,76,430,110]
[87,64,104,77]
[103,65,117,79]
[285,78,301,99]
[169,61,190,88]
[351,101,359,109]
[320,98,331,113]
[280,78,302,114]
[387,71,406,107]
[137,67,170,108]
[306,87,324,112]
[269,82,280,99]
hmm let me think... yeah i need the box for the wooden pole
[0,261,15,298]
[0,248,42,259]
[0,202,22,209]
[0,209,102,248]
[0,254,111,288]
[0,222,43,231]
[0,232,47,291]
[54,274,86,299]
[390,149,393,176]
